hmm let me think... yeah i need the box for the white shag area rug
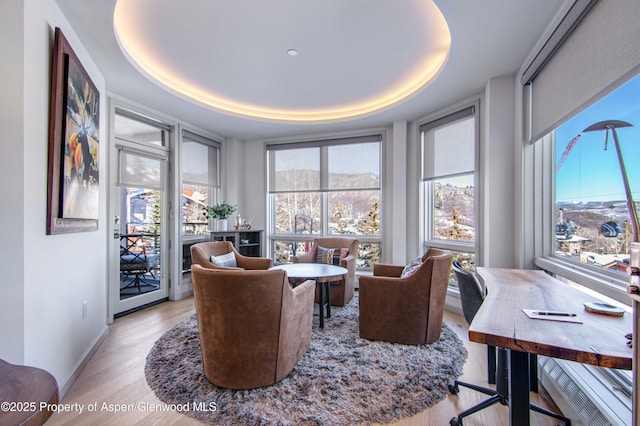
[145,294,467,425]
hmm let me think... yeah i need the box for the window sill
[424,239,475,253]
[535,256,631,305]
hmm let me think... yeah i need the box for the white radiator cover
[539,356,631,426]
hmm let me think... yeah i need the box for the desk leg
[509,349,530,426]
[529,354,539,393]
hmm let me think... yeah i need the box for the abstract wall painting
[47,27,99,234]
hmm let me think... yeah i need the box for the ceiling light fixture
[113,0,451,123]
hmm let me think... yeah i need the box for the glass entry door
[110,107,170,318]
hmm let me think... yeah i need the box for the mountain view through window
[554,73,640,274]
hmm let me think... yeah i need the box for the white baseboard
[445,289,463,317]
[59,326,109,399]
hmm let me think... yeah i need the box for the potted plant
[205,202,237,231]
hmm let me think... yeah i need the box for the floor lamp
[583,120,639,426]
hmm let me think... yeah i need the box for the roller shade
[182,130,220,187]
[525,0,640,142]
[118,149,164,190]
[421,107,475,181]
[328,142,380,191]
[267,134,382,193]
[268,147,321,193]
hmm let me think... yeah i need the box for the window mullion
[322,191,329,236]
[320,145,329,191]
[320,146,329,236]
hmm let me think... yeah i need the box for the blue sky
[556,73,640,203]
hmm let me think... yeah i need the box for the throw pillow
[315,246,350,265]
[315,246,335,265]
[400,256,422,278]
[316,246,349,266]
[210,252,237,268]
[330,248,350,266]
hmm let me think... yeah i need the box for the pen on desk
[533,311,576,317]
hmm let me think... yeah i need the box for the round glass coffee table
[270,263,347,328]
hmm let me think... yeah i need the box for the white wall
[224,136,269,242]
[222,137,244,215]
[242,140,268,237]
[406,117,422,261]
[0,0,26,364]
[0,0,108,395]
[479,75,516,268]
[390,121,408,264]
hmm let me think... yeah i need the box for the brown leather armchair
[358,248,453,345]
[190,241,272,270]
[292,237,359,306]
[191,265,315,389]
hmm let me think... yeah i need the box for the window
[553,74,640,275]
[267,135,382,268]
[114,107,170,239]
[421,105,477,278]
[523,0,640,299]
[181,130,221,236]
[522,2,640,419]
[114,109,167,147]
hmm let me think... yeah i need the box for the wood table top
[469,267,633,370]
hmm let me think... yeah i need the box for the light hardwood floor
[47,296,564,425]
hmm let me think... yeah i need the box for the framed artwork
[47,27,100,234]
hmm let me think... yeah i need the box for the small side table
[0,359,59,426]
[270,263,347,328]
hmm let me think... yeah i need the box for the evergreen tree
[137,190,161,255]
[333,203,348,234]
[356,201,381,267]
[356,201,380,235]
[448,205,462,240]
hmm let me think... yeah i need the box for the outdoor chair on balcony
[190,241,272,270]
[358,248,452,344]
[292,237,359,306]
[119,233,160,294]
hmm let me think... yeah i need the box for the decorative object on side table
[240,216,254,230]
[204,202,236,231]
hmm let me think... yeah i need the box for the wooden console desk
[470,268,633,425]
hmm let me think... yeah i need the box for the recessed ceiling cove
[113,0,451,122]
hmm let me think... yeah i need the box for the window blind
[525,0,640,142]
[118,149,164,190]
[115,107,172,131]
[182,130,220,187]
[421,107,475,181]
[267,134,382,193]
[327,142,380,191]
[268,147,321,193]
